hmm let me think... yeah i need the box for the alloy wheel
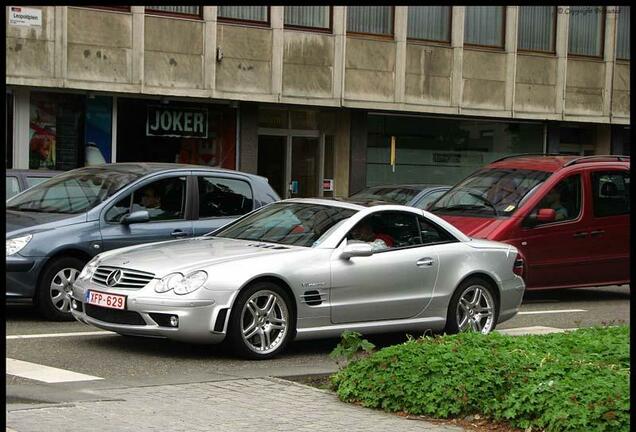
[240,290,289,355]
[456,284,495,334]
[50,268,79,313]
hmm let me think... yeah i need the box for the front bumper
[497,275,526,324]
[70,279,236,344]
[6,255,47,300]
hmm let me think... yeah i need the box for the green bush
[331,326,629,432]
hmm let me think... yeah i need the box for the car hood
[97,237,300,277]
[436,215,506,239]
[6,210,86,237]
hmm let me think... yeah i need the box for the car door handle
[572,232,588,238]
[171,230,189,238]
[416,258,434,267]
[590,230,605,237]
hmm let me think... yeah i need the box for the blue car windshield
[6,167,142,214]
[350,186,422,205]
[215,202,356,247]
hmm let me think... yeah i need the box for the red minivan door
[514,171,593,290]
[584,168,630,286]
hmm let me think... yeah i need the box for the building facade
[6,5,631,197]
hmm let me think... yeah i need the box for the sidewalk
[7,377,464,432]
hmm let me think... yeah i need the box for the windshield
[215,202,356,247]
[350,186,421,205]
[430,168,551,217]
[6,167,142,214]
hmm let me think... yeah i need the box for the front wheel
[36,256,85,321]
[445,277,498,334]
[227,282,295,359]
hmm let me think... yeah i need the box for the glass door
[257,135,287,199]
[290,136,320,198]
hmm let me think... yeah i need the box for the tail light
[513,255,525,279]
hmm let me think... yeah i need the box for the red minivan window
[430,168,551,217]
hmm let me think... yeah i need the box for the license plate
[85,290,126,310]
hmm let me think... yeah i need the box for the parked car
[69,198,525,359]
[350,184,451,210]
[429,154,630,291]
[6,163,280,321]
[6,169,62,200]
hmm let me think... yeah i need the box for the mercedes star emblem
[106,269,123,287]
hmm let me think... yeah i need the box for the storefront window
[6,91,13,169]
[29,92,86,170]
[366,115,544,187]
[116,98,236,169]
[85,96,112,165]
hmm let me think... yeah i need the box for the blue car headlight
[6,234,33,256]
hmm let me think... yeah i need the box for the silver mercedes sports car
[70,199,525,359]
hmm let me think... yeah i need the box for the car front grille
[92,266,155,289]
[84,304,146,326]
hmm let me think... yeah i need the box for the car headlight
[78,257,100,281]
[6,234,33,256]
[155,271,208,295]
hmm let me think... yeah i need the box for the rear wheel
[445,277,498,334]
[36,256,85,321]
[227,282,295,359]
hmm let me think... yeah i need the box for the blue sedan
[350,184,451,210]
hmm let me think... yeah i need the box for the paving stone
[7,378,463,432]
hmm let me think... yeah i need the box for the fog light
[72,300,78,310]
[169,315,179,327]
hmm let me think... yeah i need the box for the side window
[6,177,20,199]
[198,176,253,218]
[105,176,187,223]
[592,171,630,217]
[532,174,582,224]
[417,216,456,244]
[347,211,422,251]
[26,176,50,188]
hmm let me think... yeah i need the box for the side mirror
[341,242,374,260]
[121,210,150,225]
[536,208,557,223]
[524,208,556,227]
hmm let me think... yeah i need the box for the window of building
[407,6,451,42]
[6,177,20,200]
[83,6,131,12]
[145,6,202,19]
[518,6,556,52]
[464,6,505,47]
[218,6,269,25]
[616,6,630,60]
[347,6,393,36]
[568,6,604,57]
[284,6,331,31]
[591,171,630,217]
[197,176,253,218]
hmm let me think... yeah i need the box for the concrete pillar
[547,123,560,154]
[451,6,465,108]
[333,6,346,101]
[602,7,617,117]
[13,87,30,169]
[271,6,284,99]
[394,6,408,103]
[555,6,569,116]
[131,6,144,86]
[203,6,217,93]
[238,102,258,174]
[54,6,66,79]
[334,109,351,197]
[349,110,368,194]
[505,6,518,113]
[596,124,612,154]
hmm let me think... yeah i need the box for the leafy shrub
[331,326,629,432]
[329,330,376,368]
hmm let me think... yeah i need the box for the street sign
[9,7,42,27]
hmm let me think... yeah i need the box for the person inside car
[349,220,394,251]
[541,187,568,221]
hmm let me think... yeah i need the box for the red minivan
[429,155,630,290]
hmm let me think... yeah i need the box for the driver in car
[349,221,393,251]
